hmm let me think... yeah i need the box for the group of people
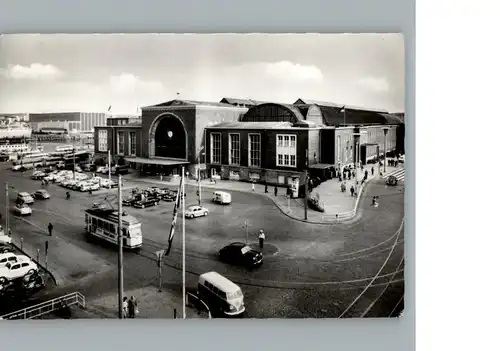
[388,158,400,167]
[122,296,139,318]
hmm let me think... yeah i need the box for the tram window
[92,218,97,225]
[85,214,88,223]
[110,224,116,233]
[98,219,103,228]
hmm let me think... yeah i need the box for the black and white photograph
[0,33,405,319]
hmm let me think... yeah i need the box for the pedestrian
[88,189,92,196]
[371,166,374,176]
[48,222,53,236]
[8,228,12,237]
[252,182,255,192]
[350,185,355,197]
[364,169,368,179]
[258,230,266,251]
[265,183,268,193]
[128,296,137,318]
[122,297,128,318]
[274,186,278,197]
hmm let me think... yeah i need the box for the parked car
[185,205,208,218]
[162,193,177,202]
[133,197,160,209]
[16,192,34,205]
[0,252,20,267]
[219,242,263,268]
[122,194,142,206]
[31,171,47,180]
[79,182,100,192]
[32,189,51,199]
[0,232,12,247]
[0,256,38,283]
[14,203,32,216]
[0,244,12,254]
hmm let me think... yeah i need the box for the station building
[204,99,404,188]
[93,97,404,188]
[93,99,247,175]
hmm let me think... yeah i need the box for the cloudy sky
[0,34,404,114]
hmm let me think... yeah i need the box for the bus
[84,207,143,249]
[55,145,74,153]
[11,151,50,169]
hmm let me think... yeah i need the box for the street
[0,163,405,318]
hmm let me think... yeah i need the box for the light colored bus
[197,271,245,317]
[84,207,143,249]
[11,151,50,169]
[55,145,74,153]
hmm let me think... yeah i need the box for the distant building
[106,114,142,126]
[29,112,106,134]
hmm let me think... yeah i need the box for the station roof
[142,99,241,109]
[219,98,268,106]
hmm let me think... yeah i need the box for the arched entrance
[149,113,188,160]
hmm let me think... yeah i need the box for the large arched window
[242,103,302,123]
[150,113,187,159]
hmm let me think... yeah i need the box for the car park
[133,196,160,209]
[0,256,38,283]
[185,205,209,218]
[16,192,34,205]
[219,242,263,268]
[32,189,51,199]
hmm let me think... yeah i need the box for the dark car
[122,194,142,206]
[162,193,177,202]
[386,175,398,186]
[133,196,160,209]
[219,242,263,268]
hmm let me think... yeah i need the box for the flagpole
[181,166,186,319]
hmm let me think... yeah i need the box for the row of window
[210,133,297,168]
[97,129,136,156]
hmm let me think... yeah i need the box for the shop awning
[124,157,189,166]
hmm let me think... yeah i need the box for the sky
[0,34,405,114]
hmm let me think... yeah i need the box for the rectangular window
[129,132,136,156]
[248,134,261,167]
[210,133,221,164]
[276,134,297,168]
[117,131,125,155]
[229,133,240,165]
[98,130,108,152]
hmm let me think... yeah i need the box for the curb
[125,176,373,225]
[11,242,58,286]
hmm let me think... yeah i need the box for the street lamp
[352,133,361,182]
[198,146,205,206]
[382,127,390,173]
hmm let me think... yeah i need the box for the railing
[0,292,85,320]
[186,292,212,319]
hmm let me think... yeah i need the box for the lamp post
[117,175,124,319]
[382,127,390,173]
[352,133,361,182]
[198,146,204,206]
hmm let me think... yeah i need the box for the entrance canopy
[124,157,189,166]
[308,163,337,170]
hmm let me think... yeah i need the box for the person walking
[274,186,278,197]
[364,169,368,179]
[350,185,355,197]
[252,182,255,192]
[371,166,374,176]
[258,230,266,252]
[122,297,128,318]
[128,296,137,318]
[48,222,53,236]
[265,183,268,193]
[88,189,92,196]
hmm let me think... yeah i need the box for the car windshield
[227,290,243,300]
[241,246,251,254]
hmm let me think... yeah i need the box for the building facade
[106,114,142,126]
[93,97,404,184]
[30,112,106,134]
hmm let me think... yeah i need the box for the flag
[164,176,183,256]
[107,105,112,112]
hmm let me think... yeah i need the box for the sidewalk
[122,165,401,224]
[83,285,203,319]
